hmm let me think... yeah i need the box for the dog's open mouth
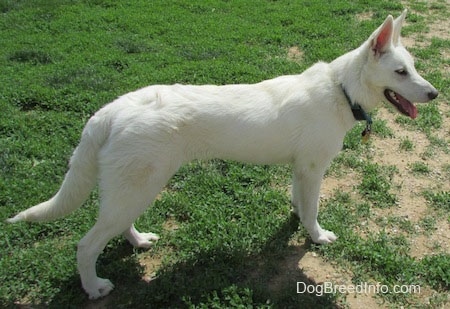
[384,89,417,119]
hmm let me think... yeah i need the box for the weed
[409,161,430,175]
[372,118,394,138]
[183,285,256,308]
[418,215,437,233]
[423,191,450,211]
[399,138,414,151]
[427,134,450,154]
[376,216,415,234]
[358,163,398,208]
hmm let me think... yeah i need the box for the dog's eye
[395,69,408,76]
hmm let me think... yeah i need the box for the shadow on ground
[40,215,339,308]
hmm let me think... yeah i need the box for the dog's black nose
[428,90,438,100]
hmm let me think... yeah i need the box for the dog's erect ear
[371,15,394,57]
[392,9,407,46]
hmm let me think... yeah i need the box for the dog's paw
[124,227,160,249]
[132,232,160,248]
[85,278,114,300]
[311,229,337,245]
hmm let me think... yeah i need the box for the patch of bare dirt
[139,217,179,281]
[410,219,450,258]
[356,11,373,22]
[369,105,450,253]
[139,252,165,283]
[287,46,304,63]
[321,171,360,200]
[299,249,386,308]
[402,1,450,49]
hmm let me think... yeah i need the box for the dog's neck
[341,85,372,123]
[331,42,382,112]
[331,43,379,140]
[341,84,373,141]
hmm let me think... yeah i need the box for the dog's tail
[7,113,110,223]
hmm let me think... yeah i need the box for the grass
[1,0,449,308]
[358,163,398,209]
[399,137,414,151]
[409,161,431,175]
[424,191,450,212]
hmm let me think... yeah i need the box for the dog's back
[99,62,345,165]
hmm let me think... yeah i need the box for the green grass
[409,161,431,175]
[1,0,449,308]
[423,191,450,212]
[358,163,398,208]
[399,138,414,151]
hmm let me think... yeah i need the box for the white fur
[7,10,438,299]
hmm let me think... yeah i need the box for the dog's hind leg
[292,168,337,244]
[123,224,159,249]
[77,167,173,299]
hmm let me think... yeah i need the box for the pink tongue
[398,93,417,119]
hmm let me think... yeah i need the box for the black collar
[341,85,371,122]
[341,85,373,141]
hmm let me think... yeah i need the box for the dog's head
[366,10,438,119]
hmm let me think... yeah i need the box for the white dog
[7,10,438,299]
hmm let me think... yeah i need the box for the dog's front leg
[291,168,337,244]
